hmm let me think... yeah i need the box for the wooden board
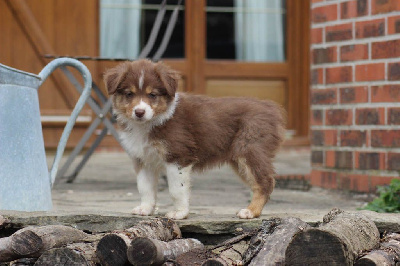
[206,79,286,107]
[0,0,310,149]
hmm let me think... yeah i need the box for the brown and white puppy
[104,59,286,220]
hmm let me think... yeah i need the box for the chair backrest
[139,0,183,62]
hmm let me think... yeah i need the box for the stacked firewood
[0,217,203,266]
[0,209,399,266]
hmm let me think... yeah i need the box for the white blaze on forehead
[139,70,145,90]
[133,99,154,121]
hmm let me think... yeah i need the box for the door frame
[165,0,310,141]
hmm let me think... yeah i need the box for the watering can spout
[0,58,92,211]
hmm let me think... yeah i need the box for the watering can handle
[38,58,92,187]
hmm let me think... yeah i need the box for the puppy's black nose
[135,109,145,118]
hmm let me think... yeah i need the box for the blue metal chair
[53,0,183,183]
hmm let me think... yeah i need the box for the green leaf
[361,178,400,213]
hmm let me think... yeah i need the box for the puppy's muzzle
[135,109,145,118]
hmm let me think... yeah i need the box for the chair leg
[66,127,109,183]
[55,100,118,184]
[55,117,103,183]
[53,0,181,183]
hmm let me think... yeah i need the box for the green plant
[362,179,400,213]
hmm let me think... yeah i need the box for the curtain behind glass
[235,0,285,62]
[100,0,141,58]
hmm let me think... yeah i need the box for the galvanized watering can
[0,58,92,211]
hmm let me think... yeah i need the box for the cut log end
[1,225,92,263]
[355,250,394,266]
[355,233,400,266]
[127,237,158,266]
[96,218,183,266]
[96,234,128,266]
[285,229,348,265]
[286,210,380,266]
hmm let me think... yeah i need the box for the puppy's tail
[268,101,287,152]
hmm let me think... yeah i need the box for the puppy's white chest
[119,127,161,165]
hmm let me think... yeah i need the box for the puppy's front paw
[166,210,189,220]
[236,208,254,219]
[132,205,154,216]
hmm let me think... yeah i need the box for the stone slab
[1,210,398,236]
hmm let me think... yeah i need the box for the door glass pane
[100,0,185,59]
[206,0,286,62]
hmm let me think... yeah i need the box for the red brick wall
[310,0,400,192]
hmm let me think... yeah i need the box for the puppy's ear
[103,64,127,95]
[155,62,180,96]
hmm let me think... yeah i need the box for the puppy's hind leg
[165,164,192,220]
[132,167,158,216]
[234,157,275,219]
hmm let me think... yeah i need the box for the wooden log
[34,241,100,266]
[202,258,227,266]
[175,248,215,266]
[355,233,400,266]
[162,262,177,266]
[245,217,311,266]
[96,218,181,266]
[65,242,99,264]
[9,258,37,266]
[34,234,102,266]
[0,225,89,262]
[202,218,310,266]
[34,248,88,266]
[0,215,8,228]
[204,239,249,266]
[285,208,380,265]
[127,237,204,265]
[0,215,10,239]
[95,234,129,266]
[202,230,257,266]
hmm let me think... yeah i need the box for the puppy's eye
[148,93,157,99]
[125,91,134,97]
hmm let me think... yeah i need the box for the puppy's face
[104,60,180,123]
